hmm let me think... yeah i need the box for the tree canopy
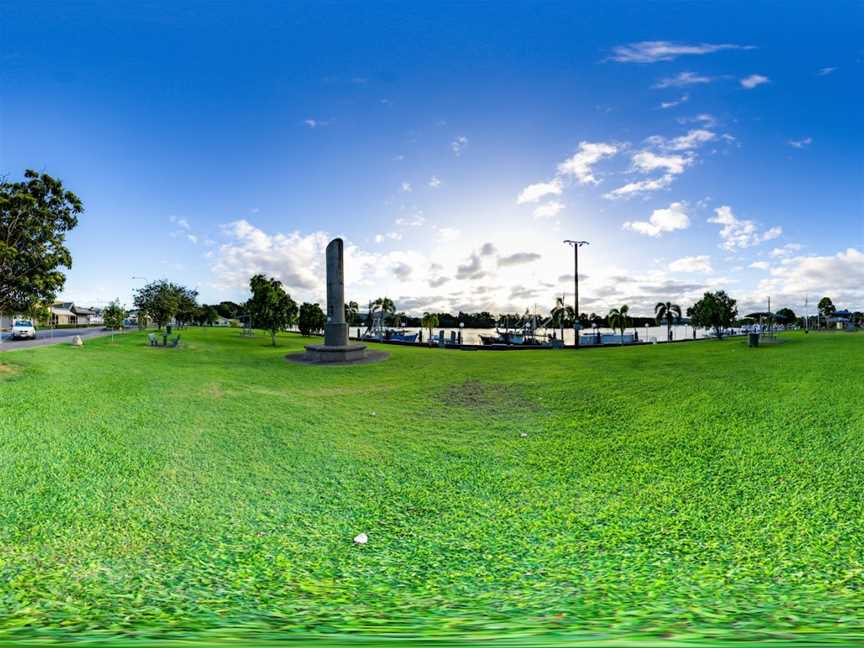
[687,291,738,338]
[248,274,297,346]
[298,302,326,336]
[817,297,835,319]
[102,300,127,330]
[133,280,198,330]
[0,170,82,314]
[775,307,797,324]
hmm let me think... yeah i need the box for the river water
[351,324,715,345]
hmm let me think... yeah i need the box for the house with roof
[828,309,855,330]
[50,302,78,325]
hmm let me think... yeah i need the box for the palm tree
[421,312,439,340]
[345,301,359,325]
[371,297,396,326]
[607,305,630,344]
[655,301,682,342]
[550,295,575,341]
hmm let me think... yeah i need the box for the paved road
[0,326,118,351]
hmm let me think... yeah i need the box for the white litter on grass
[353,533,369,545]
[371,412,377,417]
[520,432,528,438]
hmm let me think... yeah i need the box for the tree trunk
[271,331,277,346]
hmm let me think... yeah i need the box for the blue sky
[2,1,862,316]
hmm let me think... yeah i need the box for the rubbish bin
[748,332,760,347]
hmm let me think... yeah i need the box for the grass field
[0,328,862,645]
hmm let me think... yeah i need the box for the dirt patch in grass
[202,383,224,399]
[0,364,17,376]
[440,379,537,412]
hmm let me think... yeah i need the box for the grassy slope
[0,329,862,643]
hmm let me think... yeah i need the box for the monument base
[303,343,368,363]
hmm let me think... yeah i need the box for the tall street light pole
[563,239,589,347]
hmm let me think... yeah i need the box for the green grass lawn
[0,329,862,645]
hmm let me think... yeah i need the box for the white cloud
[667,129,716,151]
[169,216,191,230]
[632,151,692,175]
[479,242,497,256]
[708,205,782,251]
[788,137,813,149]
[557,141,621,185]
[304,119,328,128]
[669,255,713,273]
[603,149,693,200]
[655,72,713,88]
[517,179,562,204]
[401,181,412,192]
[428,176,442,188]
[186,234,198,245]
[749,261,770,270]
[677,113,718,128]
[623,202,690,237]
[451,136,468,156]
[756,248,864,309]
[395,212,425,227]
[770,243,803,258]
[374,232,402,243]
[436,227,461,241]
[532,200,565,220]
[660,94,689,109]
[817,67,837,76]
[608,41,753,63]
[212,220,330,294]
[740,74,769,89]
[603,175,674,200]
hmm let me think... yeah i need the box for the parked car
[11,319,36,340]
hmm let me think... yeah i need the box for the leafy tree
[0,170,82,315]
[655,301,682,342]
[102,299,127,342]
[607,305,630,344]
[216,301,241,319]
[551,296,575,340]
[248,274,298,346]
[775,307,797,325]
[133,280,197,330]
[175,290,199,328]
[196,304,219,326]
[26,302,52,328]
[687,290,738,339]
[817,297,835,328]
[421,312,439,340]
[298,302,326,336]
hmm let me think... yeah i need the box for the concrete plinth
[304,343,368,363]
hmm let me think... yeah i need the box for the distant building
[72,305,95,325]
[51,302,78,325]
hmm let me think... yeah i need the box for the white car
[11,319,36,340]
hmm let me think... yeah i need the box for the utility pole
[563,240,589,347]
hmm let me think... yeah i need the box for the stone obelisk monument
[303,238,368,363]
